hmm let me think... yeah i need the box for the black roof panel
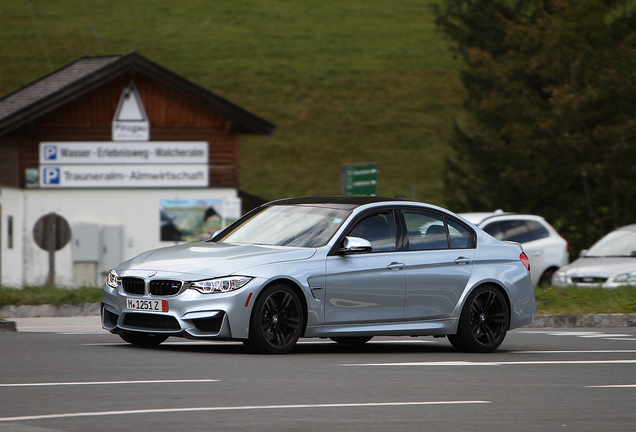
[268,195,408,209]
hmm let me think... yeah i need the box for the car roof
[459,211,545,225]
[267,195,408,210]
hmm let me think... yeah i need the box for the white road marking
[0,379,218,388]
[587,384,636,388]
[512,350,636,354]
[519,331,633,338]
[341,359,636,367]
[0,401,490,422]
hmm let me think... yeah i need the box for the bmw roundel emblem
[148,271,157,278]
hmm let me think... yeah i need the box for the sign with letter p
[43,145,58,160]
[42,167,61,186]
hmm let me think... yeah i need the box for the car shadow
[112,337,463,355]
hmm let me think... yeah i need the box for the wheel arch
[251,278,309,337]
[539,266,559,285]
[461,281,512,330]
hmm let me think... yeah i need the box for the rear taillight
[520,252,530,271]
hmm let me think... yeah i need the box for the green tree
[434,0,636,254]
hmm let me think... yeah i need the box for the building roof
[0,51,276,137]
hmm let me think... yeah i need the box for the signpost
[341,162,378,196]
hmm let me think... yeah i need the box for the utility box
[72,223,100,262]
[99,225,123,274]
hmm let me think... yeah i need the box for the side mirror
[580,249,588,257]
[337,236,373,254]
[206,230,223,242]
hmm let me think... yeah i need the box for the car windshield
[585,229,636,257]
[214,205,351,248]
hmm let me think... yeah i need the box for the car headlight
[552,271,569,285]
[613,271,636,284]
[189,276,252,294]
[107,269,121,288]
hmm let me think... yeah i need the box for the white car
[552,224,636,288]
[460,211,569,286]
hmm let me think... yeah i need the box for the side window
[483,221,505,240]
[486,220,532,243]
[447,218,474,249]
[403,210,448,251]
[349,212,396,252]
[526,220,549,241]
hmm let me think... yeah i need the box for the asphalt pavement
[1,325,636,431]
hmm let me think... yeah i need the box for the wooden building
[0,51,275,190]
[0,52,275,287]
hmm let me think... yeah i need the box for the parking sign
[42,167,60,185]
[43,145,58,160]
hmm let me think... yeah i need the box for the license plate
[126,298,168,312]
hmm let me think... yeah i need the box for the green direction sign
[341,162,378,195]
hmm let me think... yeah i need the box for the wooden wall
[2,72,242,189]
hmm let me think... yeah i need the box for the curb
[0,303,100,319]
[0,320,17,332]
[527,313,636,328]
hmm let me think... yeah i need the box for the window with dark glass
[447,218,474,249]
[484,220,532,243]
[526,220,549,241]
[349,212,396,252]
[403,210,448,251]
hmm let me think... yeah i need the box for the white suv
[460,211,569,286]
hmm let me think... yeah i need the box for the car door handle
[387,262,406,270]
[454,257,472,265]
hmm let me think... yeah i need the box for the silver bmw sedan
[102,195,536,353]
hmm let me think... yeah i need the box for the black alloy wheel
[119,331,169,346]
[247,284,304,354]
[448,285,509,353]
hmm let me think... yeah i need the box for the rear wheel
[329,336,373,345]
[248,284,304,354]
[119,331,168,346]
[448,285,509,353]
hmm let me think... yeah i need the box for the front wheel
[448,286,509,353]
[248,284,304,354]
[119,331,168,346]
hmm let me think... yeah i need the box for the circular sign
[33,213,71,252]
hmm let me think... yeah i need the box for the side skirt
[304,318,459,338]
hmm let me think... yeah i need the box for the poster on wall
[160,198,227,242]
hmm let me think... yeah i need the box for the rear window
[483,219,549,243]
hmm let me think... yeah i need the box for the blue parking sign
[42,167,60,185]
[43,145,58,160]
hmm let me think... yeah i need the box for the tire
[248,284,304,354]
[119,331,169,346]
[329,336,373,345]
[539,268,557,286]
[448,285,509,353]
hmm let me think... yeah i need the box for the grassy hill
[0,0,465,204]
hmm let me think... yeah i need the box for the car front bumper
[101,280,259,340]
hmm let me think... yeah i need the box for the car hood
[559,257,636,277]
[117,242,317,279]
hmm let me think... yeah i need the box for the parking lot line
[341,359,636,367]
[512,350,636,354]
[586,384,636,388]
[0,379,218,387]
[0,400,490,423]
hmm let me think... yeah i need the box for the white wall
[0,187,238,288]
